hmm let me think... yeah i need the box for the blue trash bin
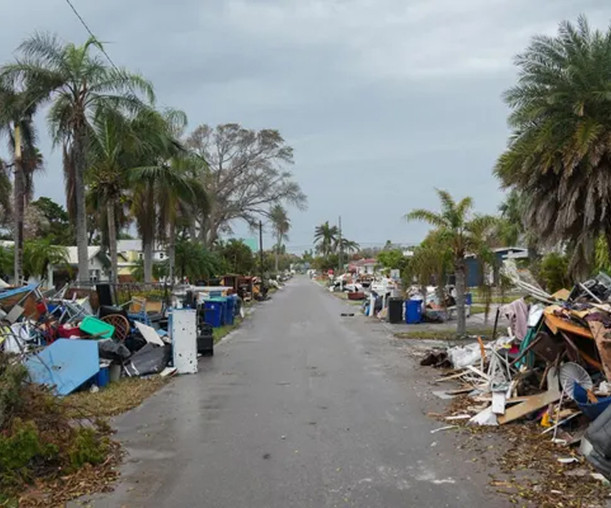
[224,296,236,326]
[405,299,422,324]
[94,366,110,388]
[209,297,229,326]
[204,301,223,328]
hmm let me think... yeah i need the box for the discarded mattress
[24,339,99,396]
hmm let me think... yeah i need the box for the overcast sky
[0,0,609,252]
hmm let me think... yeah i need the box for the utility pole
[338,215,343,275]
[259,220,264,281]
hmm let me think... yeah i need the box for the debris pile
[0,283,240,397]
[421,267,611,482]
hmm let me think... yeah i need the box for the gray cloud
[0,0,609,251]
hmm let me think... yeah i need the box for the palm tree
[0,80,44,285]
[469,215,500,323]
[313,221,338,257]
[3,33,154,284]
[495,16,611,275]
[129,108,189,283]
[335,237,359,254]
[270,204,290,272]
[410,230,453,306]
[87,108,132,284]
[497,189,523,247]
[157,154,208,285]
[0,159,11,227]
[23,238,69,282]
[406,189,494,335]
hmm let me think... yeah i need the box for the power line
[63,0,122,73]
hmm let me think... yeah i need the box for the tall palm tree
[313,221,338,257]
[157,154,208,285]
[495,16,611,275]
[270,204,290,272]
[3,33,154,284]
[0,80,44,284]
[410,230,452,306]
[87,108,133,284]
[23,238,69,282]
[335,237,359,254]
[129,108,188,283]
[406,189,494,335]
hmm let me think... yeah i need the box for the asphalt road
[85,277,506,507]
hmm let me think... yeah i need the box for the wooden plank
[551,289,570,301]
[466,365,491,380]
[587,321,611,380]
[560,331,603,370]
[446,387,475,395]
[434,371,467,382]
[497,390,560,424]
[544,313,593,339]
[498,369,560,425]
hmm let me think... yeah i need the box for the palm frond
[405,209,446,229]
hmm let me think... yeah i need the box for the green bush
[0,419,59,491]
[0,352,113,501]
[0,354,28,428]
[539,252,571,293]
[67,427,108,471]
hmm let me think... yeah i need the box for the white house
[349,258,377,276]
[46,246,111,286]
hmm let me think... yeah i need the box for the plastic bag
[124,344,171,377]
[98,339,131,362]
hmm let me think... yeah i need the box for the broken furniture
[24,339,99,396]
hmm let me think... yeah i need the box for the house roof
[117,239,142,252]
[116,239,165,252]
[65,246,102,265]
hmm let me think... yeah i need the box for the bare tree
[185,124,306,245]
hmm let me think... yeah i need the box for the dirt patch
[394,328,496,340]
[63,376,170,419]
[16,441,122,508]
[429,396,611,507]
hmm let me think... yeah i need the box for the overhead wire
[63,0,122,73]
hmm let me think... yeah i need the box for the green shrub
[0,351,113,501]
[67,427,108,471]
[0,419,59,491]
[0,355,28,429]
[539,252,570,293]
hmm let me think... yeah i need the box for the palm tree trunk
[73,130,89,284]
[143,238,153,283]
[143,184,155,283]
[435,276,445,309]
[274,236,280,273]
[106,201,118,284]
[188,218,197,242]
[455,258,467,336]
[13,126,24,285]
[168,220,176,286]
